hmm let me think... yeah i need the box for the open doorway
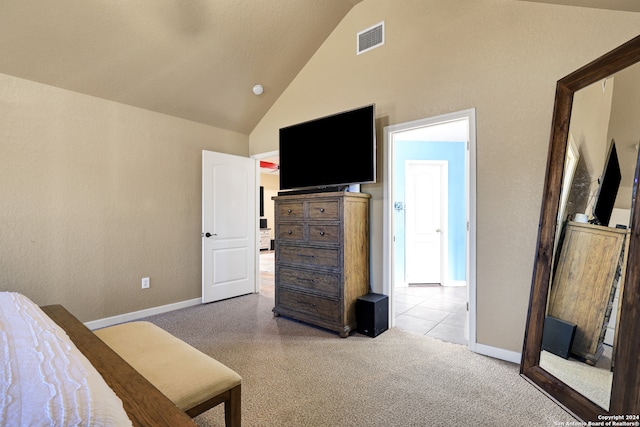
[383,108,477,348]
[253,151,279,297]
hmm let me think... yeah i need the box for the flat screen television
[592,139,621,226]
[279,104,376,192]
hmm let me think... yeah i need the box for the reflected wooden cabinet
[272,191,370,337]
[548,221,627,364]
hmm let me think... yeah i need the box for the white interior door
[202,150,258,303]
[405,160,448,285]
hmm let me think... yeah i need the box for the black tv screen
[279,104,376,191]
[592,140,621,226]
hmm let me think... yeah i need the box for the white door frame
[383,108,477,350]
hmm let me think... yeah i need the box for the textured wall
[0,73,248,322]
[607,64,640,209]
[249,0,640,352]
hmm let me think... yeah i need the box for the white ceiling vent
[357,21,384,55]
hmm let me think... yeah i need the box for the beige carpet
[141,293,572,427]
[540,350,613,410]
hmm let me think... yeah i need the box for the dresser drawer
[278,245,339,269]
[276,223,304,242]
[308,200,339,220]
[277,288,340,321]
[308,224,340,244]
[279,267,339,297]
[277,202,304,220]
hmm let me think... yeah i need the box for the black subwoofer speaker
[356,293,389,338]
[542,315,576,359]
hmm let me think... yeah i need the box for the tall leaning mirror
[521,34,640,422]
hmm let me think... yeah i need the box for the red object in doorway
[260,161,279,170]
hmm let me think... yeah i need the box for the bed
[0,292,196,427]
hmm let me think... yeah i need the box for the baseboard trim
[472,343,522,364]
[84,298,202,330]
[444,280,466,287]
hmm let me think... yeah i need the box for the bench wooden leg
[185,384,241,427]
[224,384,241,427]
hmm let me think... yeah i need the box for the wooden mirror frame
[521,34,640,422]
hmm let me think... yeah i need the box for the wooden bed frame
[41,304,197,427]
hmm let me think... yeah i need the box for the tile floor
[259,251,468,345]
[394,285,468,345]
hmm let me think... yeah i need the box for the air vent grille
[357,21,384,55]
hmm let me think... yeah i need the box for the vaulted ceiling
[0,0,362,134]
[0,1,637,135]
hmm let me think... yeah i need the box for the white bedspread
[0,292,132,427]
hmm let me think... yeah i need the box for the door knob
[436,228,441,233]
[205,232,216,238]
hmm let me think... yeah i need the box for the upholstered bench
[95,321,241,427]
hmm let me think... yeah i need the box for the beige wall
[607,64,640,209]
[249,0,640,352]
[0,73,248,322]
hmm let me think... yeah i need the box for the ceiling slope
[0,0,362,134]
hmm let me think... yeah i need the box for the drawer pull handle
[319,231,325,236]
[288,209,292,213]
[287,230,292,234]
[297,253,315,259]
[297,277,316,283]
[297,300,317,308]
[319,208,325,212]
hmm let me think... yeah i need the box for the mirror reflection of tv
[592,139,621,226]
[279,104,376,192]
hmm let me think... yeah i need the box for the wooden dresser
[548,221,627,364]
[272,191,370,337]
